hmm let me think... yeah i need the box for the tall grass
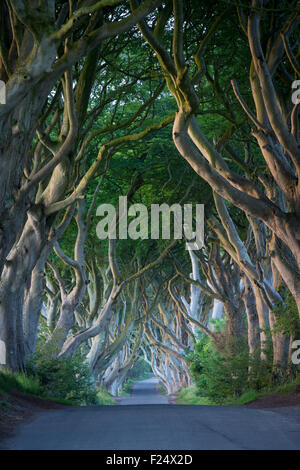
[177,386,213,405]
[0,369,42,396]
[177,376,300,406]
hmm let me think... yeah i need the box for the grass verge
[176,386,214,405]
[0,369,77,407]
[96,387,116,405]
[177,376,300,406]
[0,369,42,396]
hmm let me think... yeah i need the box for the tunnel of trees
[0,0,299,404]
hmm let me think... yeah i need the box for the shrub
[27,350,99,405]
[96,387,116,405]
[187,332,275,404]
[24,323,98,405]
[272,288,300,338]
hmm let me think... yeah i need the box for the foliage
[0,400,11,411]
[226,389,260,406]
[2,0,300,398]
[28,351,98,405]
[189,339,248,403]
[176,386,213,405]
[187,333,275,404]
[273,288,300,338]
[220,375,300,406]
[96,387,116,405]
[119,357,152,396]
[126,357,152,381]
[187,321,300,405]
[26,323,99,406]
[0,369,42,396]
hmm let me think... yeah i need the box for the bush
[23,321,99,405]
[27,350,99,405]
[187,333,275,404]
[96,387,116,405]
[273,288,300,338]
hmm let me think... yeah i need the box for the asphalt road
[1,378,300,450]
[117,377,169,405]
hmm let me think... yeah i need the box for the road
[1,377,300,450]
[117,377,169,405]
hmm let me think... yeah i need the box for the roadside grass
[0,369,42,396]
[225,389,260,405]
[227,376,300,405]
[176,386,214,405]
[275,377,300,395]
[0,369,151,406]
[41,396,77,406]
[96,387,116,405]
[177,376,300,406]
[0,369,76,406]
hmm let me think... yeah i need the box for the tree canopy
[0,0,299,400]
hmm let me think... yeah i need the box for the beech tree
[0,0,164,371]
[0,0,299,399]
[131,0,300,314]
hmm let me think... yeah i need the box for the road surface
[117,377,169,405]
[1,377,300,450]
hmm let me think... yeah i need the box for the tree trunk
[243,277,260,356]
[23,255,46,360]
[0,207,45,370]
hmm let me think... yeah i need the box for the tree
[132,0,300,315]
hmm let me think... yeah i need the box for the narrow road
[1,378,300,450]
[117,377,169,405]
